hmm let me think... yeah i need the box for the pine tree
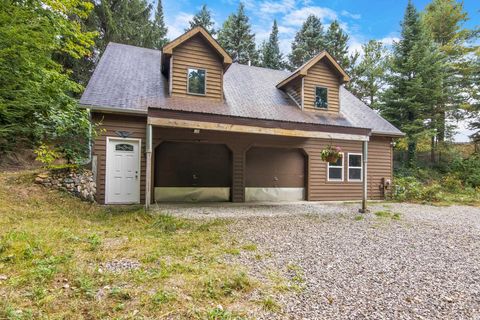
[151,0,168,49]
[259,20,283,69]
[324,20,350,68]
[186,4,216,35]
[288,15,324,70]
[348,40,388,110]
[423,0,478,144]
[380,1,446,166]
[217,3,258,65]
[94,0,157,52]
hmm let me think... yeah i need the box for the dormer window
[187,68,206,95]
[315,87,328,109]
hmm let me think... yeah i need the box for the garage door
[154,142,232,202]
[246,147,305,201]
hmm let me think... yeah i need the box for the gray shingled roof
[80,42,403,136]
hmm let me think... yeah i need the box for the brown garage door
[154,142,232,201]
[246,147,305,201]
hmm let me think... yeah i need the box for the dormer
[277,51,350,113]
[161,27,232,101]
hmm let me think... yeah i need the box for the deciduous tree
[0,0,96,161]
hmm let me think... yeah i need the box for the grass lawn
[0,171,264,319]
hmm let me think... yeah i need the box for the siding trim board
[148,117,369,141]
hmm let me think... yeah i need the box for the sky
[160,0,479,141]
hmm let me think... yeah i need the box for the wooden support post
[145,124,152,209]
[359,140,369,213]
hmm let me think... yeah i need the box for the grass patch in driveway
[0,171,261,319]
[374,210,401,220]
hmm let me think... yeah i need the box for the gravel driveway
[156,202,480,319]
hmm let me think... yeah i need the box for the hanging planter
[321,145,342,164]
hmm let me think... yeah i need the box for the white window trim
[348,153,363,182]
[186,67,207,96]
[314,86,329,110]
[327,152,344,182]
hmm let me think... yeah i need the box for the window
[327,153,343,181]
[116,143,134,152]
[315,87,328,109]
[187,68,206,95]
[348,153,363,181]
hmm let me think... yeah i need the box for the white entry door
[106,138,141,204]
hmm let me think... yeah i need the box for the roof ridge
[232,62,291,75]
[107,42,161,53]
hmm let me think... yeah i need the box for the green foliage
[450,155,480,188]
[288,15,324,69]
[374,210,401,220]
[380,1,446,166]
[187,4,216,35]
[259,20,284,70]
[33,144,60,168]
[92,0,166,52]
[150,214,190,233]
[422,0,478,148]
[347,40,388,110]
[218,3,258,65]
[151,0,169,49]
[0,0,96,162]
[259,296,281,312]
[392,166,480,204]
[324,20,350,69]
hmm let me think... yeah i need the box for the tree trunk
[407,141,416,167]
[430,136,436,165]
[437,111,446,142]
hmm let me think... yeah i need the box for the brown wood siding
[171,35,224,100]
[303,58,341,113]
[285,79,302,108]
[91,113,147,204]
[246,147,305,188]
[151,127,393,202]
[368,136,393,200]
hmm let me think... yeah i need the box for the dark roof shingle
[80,42,403,136]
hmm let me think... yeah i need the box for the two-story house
[80,26,403,206]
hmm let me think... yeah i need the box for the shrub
[442,174,463,193]
[421,183,442,202]
[451,155,480,188]
[393,177,423,201]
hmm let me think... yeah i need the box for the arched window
[115,143,134,152]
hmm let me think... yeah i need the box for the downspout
[87,108,92,163]
[359,140,369,213]
[145,124,153,209]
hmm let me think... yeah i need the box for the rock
[34,177,43,184]
[0,275,8,281]
[62,283,70,289]
[38,173,49,179]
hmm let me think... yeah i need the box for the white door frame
[105,136,142,204]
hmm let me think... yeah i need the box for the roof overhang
[147,113,370,142]
[277,51,350,89]
[161,26,232,70]
[78,104,147,115]
[148,117,369,141]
